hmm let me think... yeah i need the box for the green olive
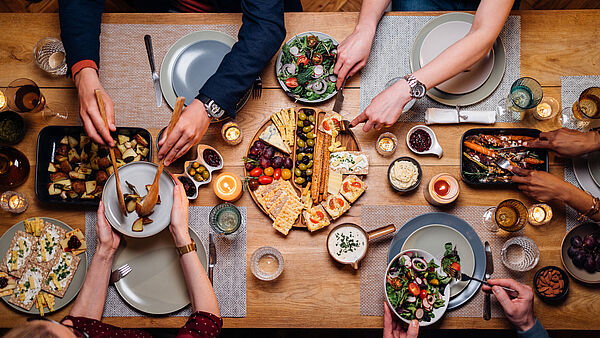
[297,120,304,127]
[192,162,200,169]
[297,139,306,148]
[201,170,209,180]
[306,153,313,160]
[308,115,315,123]
[298,112,307,120]
[307,160,313,168]
[297,153,304,161]
[306,139,315,147]
[302,126,313,133]
[294,168,302,177]
[295,177,305,185]
[188,168,196,176]
[306,168,313,176]
[306,132,316,139]
[198,165,206,173]
[194,173,204,181]
[298,163,307,171]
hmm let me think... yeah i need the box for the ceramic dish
[573,154,600,197]
[401,224,475,297]
[275,31,339,103]
[410,12,506,106]
[388,212,485,310]
[586,151,600,187]
[560,222,600,284]
[406,125,443,158]
[0,217,88,314]
[0,110,25,145]
[160,30,249,116]
[533,265,569,303]
[102,162,176,238]
[387,156,422,193]
[384,249,450,326]
[172,144,224,200]
[112,228,207,314]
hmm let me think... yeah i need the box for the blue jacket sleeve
[197,0,286,117]
[59,0,105,73]
[517,319,550,338]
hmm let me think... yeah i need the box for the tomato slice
[351,181,362,188]
[342,182,350,192]
[309,217,319,224]
[323,121,331,131]
[315,211,325,219]
[285,78,298,88]
[297,56,309,66]
[336,198,345,208]
[450,262,461,272]
[408,282,420,296]
[419,289,427,299]
[331,118,340,128]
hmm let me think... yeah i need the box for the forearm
[68,248,114,320]
[356,0,390,32]
[560,183,600,221]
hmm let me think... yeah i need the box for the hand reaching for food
[96,201,121,257]
[510,166,574,202]
[524,128,600,158]
[169,180,192,247]
[481,279,536,332]
[384,303,419,338]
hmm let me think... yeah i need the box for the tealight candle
[528,203,552,225]
[376,132,397,157]
[213,172,243,202]
[221,122,242,145]
[0,191,28,213]
[0,90,6,111]
[424,173,459,206]
[532,97,559,121]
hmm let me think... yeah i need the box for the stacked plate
[411,12,507,106]
[573,151,600,198]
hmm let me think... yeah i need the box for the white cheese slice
[259,124,291,154]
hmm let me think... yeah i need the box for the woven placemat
[360,205,525,318]
[360,16,521,123]
[84,206,247,317]
[96,23,238,129]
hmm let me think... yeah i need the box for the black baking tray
[35,126,152,206]
[460,128,549,186]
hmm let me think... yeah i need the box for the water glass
[561,87,600,130]
[482,199,528,233]
[33,37,68,76]
[209,203,242,236]
[501,236,540,272]
[497,77,543,120]
[250,246,284,281]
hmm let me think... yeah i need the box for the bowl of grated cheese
[388,157,422,192]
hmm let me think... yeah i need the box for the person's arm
[351,0,514,132]
[65,201,120,321]
[524,128,600,158]
[170,180,220,316]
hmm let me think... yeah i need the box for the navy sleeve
[517,319,550,338]
[198,0,286,117]
[59,0,106,72]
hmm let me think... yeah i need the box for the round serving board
[245,108,362,228]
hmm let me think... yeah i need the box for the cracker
[339,175,367,203]
[35,223,66,269]
[42,252,80,298]
[8,260,47,311]
[1,231,37,278]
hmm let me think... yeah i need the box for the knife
[332,77,347,114]
[144,35,162,107]
[208,233,216,284]
[484,241,493,320]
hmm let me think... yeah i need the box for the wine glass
[483,199,529,233]
[496,77,543,121]
[5,78,68,122]
[560,87,600,131]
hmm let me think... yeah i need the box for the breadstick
[312,115,325,202]
[320,135,331,202]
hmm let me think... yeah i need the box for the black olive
[302,156,310,164]
[305,147,314,153]
[296,148,303,154]
[296,129,303,136]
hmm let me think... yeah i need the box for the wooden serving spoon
[137,96,185,217]
[95,89,127,215]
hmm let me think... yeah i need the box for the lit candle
[532,97,559,121]
[221,122,243,145]
[0,90,6,111]
[213,172,243,202]
[0,191,27,213]
[376,132,397,157]
[536,103,552,118]
[528,203,552,225]
[424,173,459,206]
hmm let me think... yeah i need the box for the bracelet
[176,241,197,256]
[578,195,600,222]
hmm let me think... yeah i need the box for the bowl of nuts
[533,265,569,303]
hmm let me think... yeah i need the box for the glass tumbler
[501,236,540,272]
[497,77,543,121]
[33,37,68,76]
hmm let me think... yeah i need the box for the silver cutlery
[110,264,132,285]
[251,76,262,99]
[332,77,347,114]
[208,233,216,284]
[495,157,512,171]
[484,241,493,320]
[144,34,162,107]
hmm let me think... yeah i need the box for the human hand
[510,166,574,202]
[383,303,419,338]
[95,201,120,258]
[481,279,536,332]
[169,179,192,247]
[74,68,116,147]
[524,128,600,158]
[333,25,376,89]
[158,99,210,166]
[350,79,413,132]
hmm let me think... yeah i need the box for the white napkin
[425,108,496,125]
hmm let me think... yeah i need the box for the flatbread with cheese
[322,194,350,220]
[36,223,66,269]
[1,231,37,278]
[339,175,367,203]
[304,205,331,232]
[318,112,343,136]
[59,229,87,256]
[0,272,17,297]
[8,260,47,310]
[42,252,80,298]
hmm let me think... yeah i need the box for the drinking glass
[209,203,242,236]
[0,146,30,190]
[561,87,600,131]
[497,77,543,121]
[501,236,540,272]
[250,246,284,281]
[33,37,68,76]
[483,199,528,232]
[5,78,68,122]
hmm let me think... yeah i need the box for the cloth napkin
[425,108,496,125]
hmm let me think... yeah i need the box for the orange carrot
[524,157,545,165]
[464,141,496,157]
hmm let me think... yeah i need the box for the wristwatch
[403,74,427,99]
[176,240,197,256]
[197,93,226,119]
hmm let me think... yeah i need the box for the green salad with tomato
[277,33,338,101]
[386,251,451,322]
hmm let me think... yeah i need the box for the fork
[495,157,512,171]
[109,264,132,285]
[251,76,262,99]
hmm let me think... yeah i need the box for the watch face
[412,83,426,98]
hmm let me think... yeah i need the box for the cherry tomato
[351,181,362,188]
[273,168,282,180]
[311,52,323,65]
[297,55,309,66]
[258,175,273,185]
[343,182,350,193]
[281,168,292,180]
[408,282,420,296]
[391,278,403,290]
[306,35,318,47]
[419,289,427,299]
[331,118,340,128]
[249,167,262,177]
[323,121,331,131]
[450,262,461,272]
[264,167,274,176]
[248,178,259,191]
[285,77,299,88]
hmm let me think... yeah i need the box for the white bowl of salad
[384,249,451,326]
[276,32,338,103]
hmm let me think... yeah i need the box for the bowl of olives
[293,108,317,188]
[174,144,223,200]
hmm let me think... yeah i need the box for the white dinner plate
[574,154,600,197]
[401,224,475,297]
[420,21,495,95]
[112,228,207,314]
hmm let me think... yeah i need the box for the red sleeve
[71,60,98,80]
[62,315,152,338]
[177,311,223,338]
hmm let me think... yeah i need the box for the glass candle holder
[250,246,284,281]
[221,122,243,145]
[528,203,553,226]
[0,191,28,213]
[532,97,560,121]
[376,132,397,157]
[0,89,7,112]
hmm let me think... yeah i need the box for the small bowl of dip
[327,223,396,269]
[406,125,443,158]
[387,157,422,193]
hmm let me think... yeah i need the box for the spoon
[95,90,127,215]
[137,96,185,217]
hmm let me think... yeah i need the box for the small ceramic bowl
[0,111,25,145]
[387,156,422,193]
[173,144,223,200]
[406,125,443,158]
[250,246,284,281]
[533,265,569,303]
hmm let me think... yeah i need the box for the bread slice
[1,231,37,278]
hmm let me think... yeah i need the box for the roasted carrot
[524,157,545,165]
[480,135,504,147]
[500,135,535,141]
[464,141,497,157]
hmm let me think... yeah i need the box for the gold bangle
[578,195,600,222]
[176,241,197,256]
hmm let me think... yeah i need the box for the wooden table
[0,10,599,330]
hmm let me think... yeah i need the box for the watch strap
[177,240,197,256]
[197,93,226,119]
[403,73,426,99]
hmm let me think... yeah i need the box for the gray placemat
[84,206,247,317]
[96,23,238,129]
[360,16,521,122]
[360,205,525,318]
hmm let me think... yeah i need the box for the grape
[254,140,266,150]
[248,153,259,161]
[260,157,271,169]
[249,146,261,156]
[584,234,595,249]
[585,255,596,273]
[595,233,600,247]
[595,255,600,272]
[283,157,293,169]
[573,253,585,268]
[263,147,275,159]
[571,235,583,248]
[245,163,255,171]
[272,156,284,169]
[567,246,578,259]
